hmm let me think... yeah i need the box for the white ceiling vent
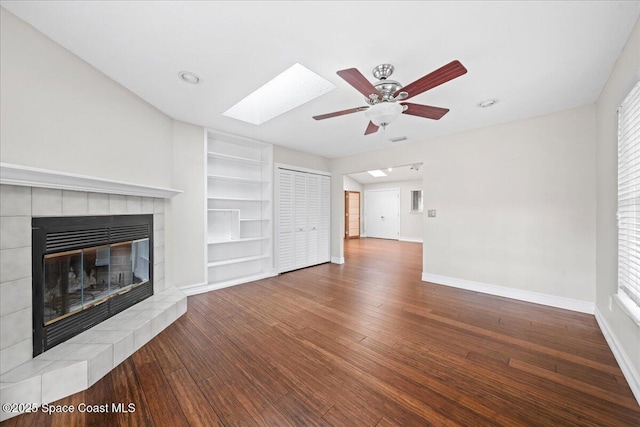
[388,136,408,143]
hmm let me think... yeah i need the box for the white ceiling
[2,1,639,159]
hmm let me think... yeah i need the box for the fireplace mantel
[0,162,182,199]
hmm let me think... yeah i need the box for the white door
[318,175,331,263]
[307,174,320,265]
[277,168,331,273]
[364,189,400,239]
[277,169,295,273]
[294,172,308,269]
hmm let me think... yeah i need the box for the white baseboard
[179,271,277,296]
[178,281,209,296]
[595,307,640,405]
[421,273,595,314]
[331,256,345,264]
[399,236,423,243]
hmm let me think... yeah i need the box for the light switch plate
[428,210,436,217]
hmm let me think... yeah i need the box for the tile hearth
[0,286,187,421]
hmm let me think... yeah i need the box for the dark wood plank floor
[4,238,640,426]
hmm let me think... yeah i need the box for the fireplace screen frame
[32,215,154,356]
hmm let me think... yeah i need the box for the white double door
[278,168,330,273]
[364,189,400,239]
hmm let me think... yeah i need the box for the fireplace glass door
[43,238,150,325]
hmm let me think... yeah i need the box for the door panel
[348,192,360,238]
[294,173,308,269]
[345,191,361,238]
[307,175,320,265]
[319,176,331,262]
[364,189,400,239]
[278,170,295,272]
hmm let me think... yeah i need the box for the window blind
[411,190,423,213]
[618,80,640,316]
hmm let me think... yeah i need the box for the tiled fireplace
[32,214,155,356]
[0,167,186,421]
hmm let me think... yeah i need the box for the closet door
[278,170,295,273]
[318,175,331,263]
[293,172,308,270]
[277,168,331,273]
[307,175,320,266]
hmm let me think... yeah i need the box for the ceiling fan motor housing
[369,64,404,103]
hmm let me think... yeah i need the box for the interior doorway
[345,191,361,239]
[364,188,400,239]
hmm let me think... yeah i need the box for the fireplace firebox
[32,215,154,356]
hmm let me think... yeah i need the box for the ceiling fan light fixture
[365,102,403,127]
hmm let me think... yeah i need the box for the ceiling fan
[313,60,467,135]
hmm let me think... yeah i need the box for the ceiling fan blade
[401,103,449,120]
[337,68,382,99]
[395,60,467,100]
[364,121,379,135]
[313,106,368,120]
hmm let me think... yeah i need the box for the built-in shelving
[207,254,270,268]
[205,131,274,290]
[207,151,269,166]
[207,197,270,202]
[208,236,269,245]
[207,174,267,184]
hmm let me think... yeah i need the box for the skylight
[368,170,387,178]
[223,63,336,125]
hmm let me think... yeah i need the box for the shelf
[0,162,182,199]
[207,151,268,166]
[207,174,266,184]
[205,133,273,291]
[207,254,269,268]
[208,236,269,245]
[208,197,269,202]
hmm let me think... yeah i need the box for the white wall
[167,121,206,288]
[0,8,174,189]
[0,7,191,291]
[343,175,362,192]
[273,145,330,172]
[595,17,640,398]
[362,180,423,241]
[330,105,596,306]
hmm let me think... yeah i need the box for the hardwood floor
[4,238,640,426]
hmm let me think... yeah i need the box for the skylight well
[368,170,387,178]
[223,63,336,125]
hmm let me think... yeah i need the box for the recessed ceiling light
[178,71,202,85]
[477,99,498,108]
[387,168,393,172]
[223,63,336,125]
[368,170,387,178]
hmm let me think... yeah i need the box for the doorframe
[363,188,400,239]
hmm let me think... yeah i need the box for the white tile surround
[0,184,187,421]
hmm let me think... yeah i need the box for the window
[617,80,640,325]
[410,190,423,213]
